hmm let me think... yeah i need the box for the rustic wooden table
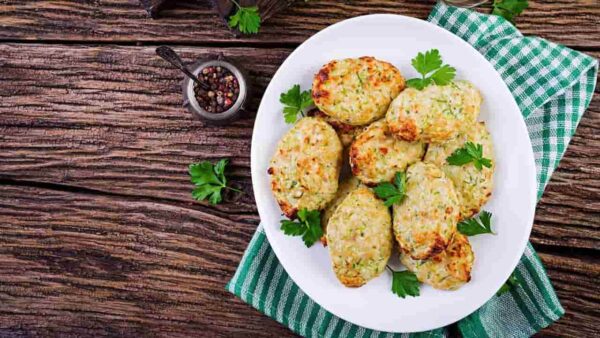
[0,1,598,337]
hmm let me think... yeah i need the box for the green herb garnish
[228,0,261,34]
[189,159,242,205]
[492,0,528,23]
[280,209,323,247]
[406,49,456,90]
[458,211,494,236]
[388,266,420,298]
[373,172,407,207]
[280,84,314,123]
[447,141,492,171]
[497,271,520,296]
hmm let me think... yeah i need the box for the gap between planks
[0,177,260,226]
[0,176,596,261]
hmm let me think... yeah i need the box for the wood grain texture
[0,185,294,338]
[1,44,598,250]
[0,185,597,337]
[0,1,599,48]
[0,1,599,336]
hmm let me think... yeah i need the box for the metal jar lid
[182,55,249,125]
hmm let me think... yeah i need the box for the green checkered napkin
[226,3,598,337]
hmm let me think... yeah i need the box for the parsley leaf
[447,141,492,171]
[189,159,242,205]
[280,220,307,236]
[373,172,407,207]
[228,1,261,34]
[406,49,456,90]
[280,209,323,247]
[458,211,494,236]
[388,267,420,298]
[492,0,528,23]
[280,84,314,123]
[496,271,520,296]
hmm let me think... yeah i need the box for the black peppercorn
[193,65,240,114]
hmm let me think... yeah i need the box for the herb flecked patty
[319,176,362,245]
[425,122,495,220]
[386,80,482,143]
[393,162,459,260]
[400,233,474,290]
[268,117,343,218]
[326,186,393,287]
[312,57,405,126]
[349,119,426,185]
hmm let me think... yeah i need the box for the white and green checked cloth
[226,3,598,337]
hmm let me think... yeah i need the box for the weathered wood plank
[0,44,293,215]
[535,252,600,337]
[0,44,287,128]
[0,185,596,337]
[0,1,598,48]
[1,44,599,253]
[0,184,296,337]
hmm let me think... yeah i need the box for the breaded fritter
[313,57,405,126]
[320,176,362,245]
[327,186,393,287]
[425,122,495,220]
[393,162,459,260]
[400,233,474,290]
[268,117,343,218]
[349,119,426,185]
[386,80,482,143]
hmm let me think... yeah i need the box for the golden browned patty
[312,57,405,126]
[386,81,482,143]
[349,119,426,185]
[268,117,343,218]
[393,162,459,260]
[307,108,364,147]
[425,122,495,220]
[400,233,474,290]
[327,186,393,287]
[320,176,362,245]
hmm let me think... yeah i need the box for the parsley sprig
[458,211,494,236]
[189,159,242,205]
[280,209,323,247]
[387,266,420,298]
[228,0,261,34]
[373,172,407,207]
[406,49,456,90]
[492,0,528,23]
[447,141,492,171]
[497,271,520,296]
[280,84,314,123]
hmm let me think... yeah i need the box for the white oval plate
[251,14,536,333]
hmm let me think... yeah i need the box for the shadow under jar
[182,57,248,125]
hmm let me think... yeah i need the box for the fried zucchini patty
[313,57,405,126]
[320,176,362,245]
[349,120,426,185]
[327,186,393,287]
[268,117,342,218]
[400,233,474,290]
[425,122,495,219]
[386,81,482,143]
[393,162,459,260]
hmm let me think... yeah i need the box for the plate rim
[250,13,536,333]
